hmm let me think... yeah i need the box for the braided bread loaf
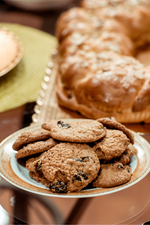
[55,0,150,123]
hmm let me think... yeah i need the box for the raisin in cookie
[13,129,51,151]
[92,162,132,188]
[42,142,100,193]
[42,120,106,143]
[15,138,57,159]
[26,152,47,172]
[93,129,130,160]
[97,117,134,144]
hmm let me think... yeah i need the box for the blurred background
[0,0,81,35]
[1,1,150,225]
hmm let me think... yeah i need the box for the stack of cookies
[12,118,137,193]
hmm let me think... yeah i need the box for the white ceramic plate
[0,123,150,198]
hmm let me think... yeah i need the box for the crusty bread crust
[56,73,150,123]
[55,0,150,123]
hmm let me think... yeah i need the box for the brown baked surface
[13,118,137,192]
[13,129,51,151]
[93,129,130,160]
[97,117,134,144]
[55,0,150,123]
[15,138,57,159]
[26,152,47,172]
[92,162,132,188]
[42,142,100,193]
[42,119,106,143]
[29,171,51,188]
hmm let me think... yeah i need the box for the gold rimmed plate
[0,122,150,198]
[0,26,23,77]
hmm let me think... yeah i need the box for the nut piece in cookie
[97,117,134,144]
[15,138,57,159]
[92,162,132,188]
[13,129,51,151]
[42,142,100,193]
[42,119,106,143]
[93,129,130,160]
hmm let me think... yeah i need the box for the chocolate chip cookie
[92,162,132,188]
[13,129,51,151]
[42,142,100,193]
[42,120,106,143]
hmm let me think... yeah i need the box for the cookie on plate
[42,142,100,193]
[15,138,57,159]
[97,117,134,144]
[29,171,51,188]
[42,119,106,143]
[92,162,132,188]
[102,143,137,165]
[26,152,47,172]
[93,129,130,160]
[117,143,137,164]
[13,128,51,151]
